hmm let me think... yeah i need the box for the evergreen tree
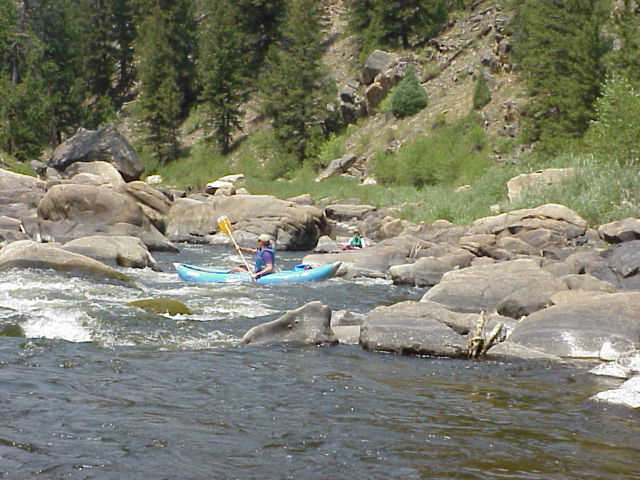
[0,0,17,77]
[604,0,640,87]
[348,0,448,51]
[390,64,428,118]
[197,0,248,153]
[0,1,53,158]
[135,1,182,163]
[236,0,285,72]
[514,0,610,148]
[112,0,137,100]
[260,0,337,165]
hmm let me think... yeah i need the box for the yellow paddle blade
[217,215,232,235]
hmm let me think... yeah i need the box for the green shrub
[472,70,492,110]
[373,113,490,189]
[390,65,429,118]
[583,73,640,165]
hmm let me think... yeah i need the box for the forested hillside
[1,0,639,224]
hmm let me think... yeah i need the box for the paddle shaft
[229,232,254,274]
[218,216,255,279]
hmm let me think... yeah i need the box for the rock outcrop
[48,123,144,182]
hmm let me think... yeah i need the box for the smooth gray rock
[241,301,337,346]
[467,203,588,240]
[508,292,640,359]
[62,236,160,270]
[49,124,143,181]
[497,276,566,319]
[37,183,176,252]
[360,301,469,357]
[0,240,133,282]
[422,259,556,313]
[166,195,328,251]
[598,218,640,244]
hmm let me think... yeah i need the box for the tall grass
[153,142,231,190]
[504,155,640,225]
[151,110,638,229]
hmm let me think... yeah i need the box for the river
[1,245,639,479]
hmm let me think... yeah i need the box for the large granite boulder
[602,240,640,289]
[315,154,358,182]
[422,259,557,313]
[390,250,475,287]
[63,160,125,185]
[506,168,577,202]
[467,204,588,241]
[166,195,329,250]
[241,301,337,346]
[0,216,30,243]
[37,184,176,252]
[496,276,566,319]
[62,236,160,270]
[0,169,46,225]
[118,181,172,234]
[362,50,399,85]
[48,124,143,182]
[0,240,133,282]
[598,218,640,244]
[508,292,640,360]
[359,301,469,357]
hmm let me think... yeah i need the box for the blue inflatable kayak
[175,262,341,285]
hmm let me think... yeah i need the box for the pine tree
[260,0,337,166]
[348,0,448,51]
[0,0,17,77]
[135,1,182,163]
[604,0,640,87]
[0,1,53,158]
[236,0,286,72]
[390,64,428,118]
[514,0,610,148]
[197,0,248,153]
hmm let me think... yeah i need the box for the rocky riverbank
[1,125,639,411]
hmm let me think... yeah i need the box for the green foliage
[513,0,610,151]
[472,70,491,110]
[198,0,248,153]
[505,155,640,225]
[135,2,184,163]
[313,131,349,170]
[389,65,428,118]
[235,0,285,72]
[603,1,640,86]
[347,0,448,51]
[583,74,640,165]
[374,113,489,188]
[259,0,338,162]
[0,0,17,75]
[152,142,231,191]
[0,76,52,159]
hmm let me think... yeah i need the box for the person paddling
[231,233,275,279]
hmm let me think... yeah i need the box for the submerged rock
[127,298,192,315]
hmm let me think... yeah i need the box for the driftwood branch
[467,311,504,359]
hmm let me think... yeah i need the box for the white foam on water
[20,307,93,343]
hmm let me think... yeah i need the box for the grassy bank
[148,123,639,228]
